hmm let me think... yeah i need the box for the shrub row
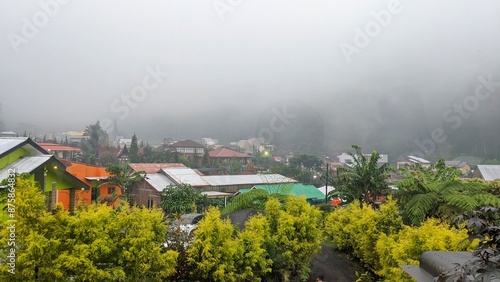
[324,198,477,281]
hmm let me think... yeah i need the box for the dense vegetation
[2,144,500,281]
[1,178,323,281]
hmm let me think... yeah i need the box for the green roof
[248,183,325,200]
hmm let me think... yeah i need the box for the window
[108,187,116,194]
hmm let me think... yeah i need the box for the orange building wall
[56,162,121,210]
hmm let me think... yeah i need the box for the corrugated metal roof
[162,168,209,187]
[129,163,187,173]
[203,174,297,186]
[201,191,234,198]
[0,137,28,155]
[476,165,500,181]
[445,160,468,168]
[408,155,431,164]
[249,183,325,199]
[0,155,52,180]
[37,142,81,152]
[145,173,175,191]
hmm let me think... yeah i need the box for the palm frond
[222,189,270,214]
[471,193,500,207]
[442,193,477,211]
[404,192,439,225]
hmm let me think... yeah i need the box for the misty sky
[1,1,500,156]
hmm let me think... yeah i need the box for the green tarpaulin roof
[240,183,325,200]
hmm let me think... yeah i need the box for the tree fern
[396,159,499,226]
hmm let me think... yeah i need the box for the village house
[0,137,89,211]
[396,155,431,169]
[128,163,187,207]
[127,162,297,207]
[208,147,253,166]
[37,142,81,161]
[168,140,205,159]
[444,160,471,175]
[473,165,500,181]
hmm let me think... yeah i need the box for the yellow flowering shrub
[376,218,478,281]
[325,198,402,271]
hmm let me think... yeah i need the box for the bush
[324,198,403,271]
[0,178,178,281]
[376,218,477,281]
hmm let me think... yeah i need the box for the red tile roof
[37,142,81,152]
[128,163,187,173]
[209,148,253,159]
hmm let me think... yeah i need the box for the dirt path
[307,244,362,282]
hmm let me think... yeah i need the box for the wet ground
[308,244,362,282]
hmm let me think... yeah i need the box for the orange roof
[37,142,81,152]
[209,148,253,159]
[128,163,187,173]
[63,161,110,184]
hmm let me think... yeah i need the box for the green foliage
[99,152,119,166]
[222,189,271,214]
[160,184,205,217]
[222,183,293,215]
[485,179,500,196]
[376,219,477,282]
[82,121,109,163]
[265,196,323,280]
[0,178,178,281]
[233,214,273,281]
[187,207,273,281]
[187,207,239,281]
[324,198,403,272]
[332,145,392,208]
[289,154,323,171]
[254,151,273,170]
[395,159,500,225]
[270,163,318,185]
[229,157,242,175]
[101,164,146,201]
[438,207,500,281]
[129,133,139,163]
[201,149,210,167]
[323,196,477,281]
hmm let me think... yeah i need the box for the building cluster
[2,130,500,213]
[0,137,328,211]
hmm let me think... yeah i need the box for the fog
[1,0,500,159]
